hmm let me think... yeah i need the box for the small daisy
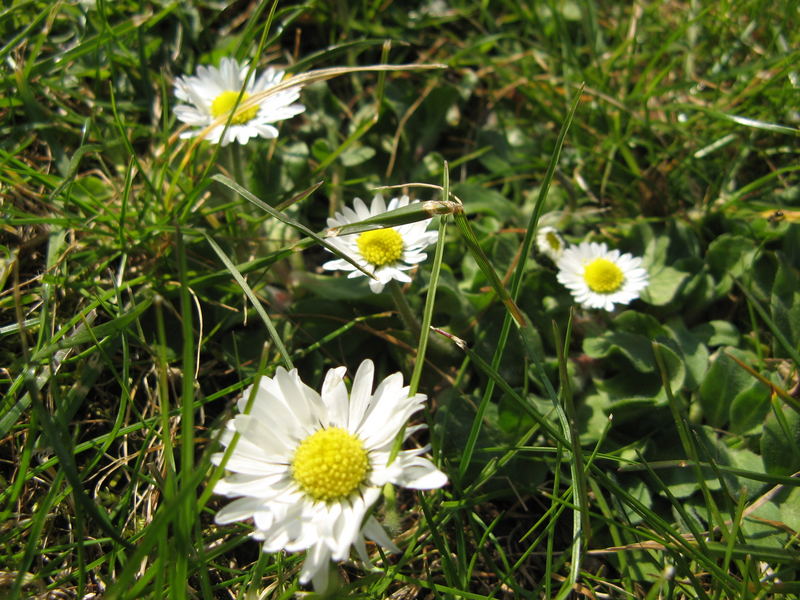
[556,241,648,311]
[536,226,566,261]
[212,359,447,591]
[322,194,438,293]
[173,57,304,146]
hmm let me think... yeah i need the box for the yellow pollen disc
[356,228,404,266]
[583,258,624,293]
[291,427,369,502]
[545,232,562,251]
[210,90,258,124]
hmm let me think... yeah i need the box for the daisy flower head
[322,194,439,293]
[173,57,304,146]
[536,226,566,261]
[212,359,447,591]
[556,241,648,311]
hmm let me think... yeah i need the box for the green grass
[2,0,800,598]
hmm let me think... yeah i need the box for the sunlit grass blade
[409,163,450,396]
[204,233,293,370]
[212,174,373,279]
[455,84,582,481]
[327,199,459,236]
[552,316,590,591]
[439,330,569,449]
[450,210,525,328]
[653,341,726,543]
[510,82,584,300]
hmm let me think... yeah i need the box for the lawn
[1,1,799,598]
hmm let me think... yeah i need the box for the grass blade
[204,233,293,370]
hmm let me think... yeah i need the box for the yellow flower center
[356,228,404,266]
[210,90,258,124]
[583,258,624,293]
[291,427,369,502]
[545,231,562,251]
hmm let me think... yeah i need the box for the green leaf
[729,380,771,435]
[691,320,741,347]
[451,182,521,221]
[650,342,686,400]
[770,255,800,357]
[727,445,768,497]
[295,271,382,301]
[761,403,800,476]
[638,221,670,267]
[779,487,800,532]
[614,310,664,338]
[617,476,651,524]
[661,463,721,499]
[311,137,332,162]
[584,331,658,373]
[577,392,612,444]
[594,347,684,422]
[664,319,709,391]
[706,234,759,297]
[639,264,690,306]
[339,143,375,166]
[698,348,762,428]
[743,500,796,551]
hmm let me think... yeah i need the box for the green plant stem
[388,279,421,340]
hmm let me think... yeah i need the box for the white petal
[253,509,275,531]
[321,366,349,427]
[370,194,387,215]
[275,367,324,431]
[353,197,371,220]
[368,278,386,293]
[233,413,293,458]
[362,515,400,553]
[214,496,264,525]
[331,502,364,559]
[214,472,280,497]
[391,454,448,489]
[303,543,332,591]
[347,359,374,429]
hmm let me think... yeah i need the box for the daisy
[536,226,566,261]
[173,57,304,146]
[212,359,447,591]
[556,241,648,311]
[322,194,439,293]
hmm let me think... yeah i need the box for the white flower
[556,241,648,311]
[322,194,438,293]
[536,226,566,261]
[173,57,304,146]
[212,359,447,591]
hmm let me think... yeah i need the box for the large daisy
[212,359,447,591]
[322,194,439,293]
[556,241,648,311]
[173,57,304,146]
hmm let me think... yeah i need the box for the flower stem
[387,280,421,340]
[221,144,246,203]
[231,142,245,185]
